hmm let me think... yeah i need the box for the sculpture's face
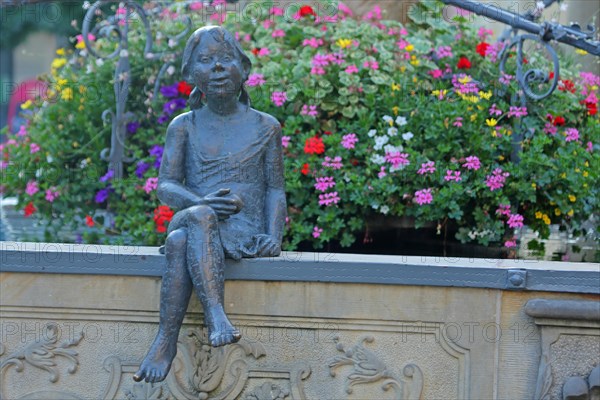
[191,34,244,99]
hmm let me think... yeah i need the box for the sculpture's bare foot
[206,305,241,347]
[133,332,177,383]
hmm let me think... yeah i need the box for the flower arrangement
[2,1,598,257]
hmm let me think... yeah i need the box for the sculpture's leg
[186,205,241,347]
[133,228,192,383]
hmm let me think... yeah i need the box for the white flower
[536,1,545,10]
[390,164,407,172]
[402,131,414,141]
[396,116,407,126]
[468,230,477,240]
[80,159,88,169]
[387,127,398,137]
[145,52,155,60]
[373,135,389,150]
[382,115,393,124]
[168,38,177,48]
[82,1,90,10]
[383,144,403,153]
[370,154,386,164]
[86,64,94,74]
[120,49,129,58]
[96,58,104,66]
[560,3,568,11]
[46,155,54,163]
[166,65,176,75]
[344,173,351,183]
[370,202,380,210]
[380,205,390,215]
[367,129,377,137]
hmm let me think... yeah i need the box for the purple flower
[99,169,114,183]
[149,145,164,158]
[95,186,112,203]
[160,83,179,98]
[135,161,151,178]
[158,114,169,124]
[163,98,187,115]
[127,121,140,134]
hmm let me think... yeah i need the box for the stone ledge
[1,241,599,293]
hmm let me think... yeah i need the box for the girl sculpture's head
[182,26,252,109]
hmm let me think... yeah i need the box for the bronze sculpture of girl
[133,26,286,384]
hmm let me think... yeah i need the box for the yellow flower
[464,95,479,103]
[486,118,497,127]
[51,58,67,69]
[72,141,79,148]
[542,215,551,225]
[575,49,588,55]
[61,87,74,101]
[567,209,574,217]
[531,183,537,189]
[410,58,420,66]
[568,194,576,202]
[458,76,471,84]
[57,78,68,87]
[78,105,85,111]
[583,171,588,177]
[470,114,477,122]
[336,38,352,49]
[479,90,492,100]
[400,66,406,73]
[554,208,561,216]
[560,172,566,179]
[535,211,543,219]
[550,201,556,205]
[498,155,505,161]
[21,100,32,110]
[56,48,65,56]
[431,89,447,98]
[405,44,414,52]
[392,106,399,115]
[491,130,498,137]
[391,83,400,91]
[75,40,86,50]
[412,76,418,83]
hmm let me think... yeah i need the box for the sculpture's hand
[254,234,281,257]
[203,188,243,220]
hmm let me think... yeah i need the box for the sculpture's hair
[181,26,252,110]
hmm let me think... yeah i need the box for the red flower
[552,116,566,126]
[304,136,325,155]
[251,48,260,56]
[457,56,471,69]
[323,130,332,135]
[177,81,193,97]
[476,42,490,57]
[298,5,316,17]
[153,205,174,233]
[85,215,95,227]
[24,202,36,217]
[301,163,310,175]
[586,101,598,116]
[558,79,576,93]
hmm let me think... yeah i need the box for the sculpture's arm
[264,122,287,244]
[157,114,204,209]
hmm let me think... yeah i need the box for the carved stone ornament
[562,365,600,400]
[328,335,423,399]
[0,323,84,400]
[244,382,290,400]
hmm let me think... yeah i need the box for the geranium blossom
[246,73,266,87]
[271,29,285,38]
[436,45,453,58]
[153,205,174,233]
[322,156,343,169]
[363,60,379,70]
[384,151,409,169]
[489,104,502,116]
[507,213,524,228]
[378,166,387,179]
[314,176,336,191]
[485,168,510,191]
[281,136,291,148]
[30,143,40,154]
[341,133,358,149]
[318,192,340,206]
[85,215,95,227]
[462,156,481,170]
[417,161,436,175]
[45,187,59,202]
[457,56,471,69]
[303,37,323,48]
[24,202,36,217]
[415,188,433,205]
[271,91,287,107]
[453,117,463,127]
[304,136,325,154]
[312,226,323,238]
[504,238,517,248]
[25,180,39,196]
[345,64,358,74]
[144,177,159,194]
[565,128,579,142]
[444,170,462,182]
[301,104,318,117]
[508,106,528,118]
[499,73,513,85]
[496,204,511,216]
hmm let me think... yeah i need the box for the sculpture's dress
[167,111,281,260]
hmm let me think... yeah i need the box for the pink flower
[499,73,514,85]
[338,2,353,16]
[312,226,323,238]
[246,73,265,87]
[415,188,433,205]
[384,152,409,169]
[0,161,7,170]
[485,168,510,191]
[362,60,379,70]
[270,6,284,15]
[444,170,462,182]
[303,38,324,48]
[453,117,463,127]
[281,136,291,148]
[314,176,336,192]
[565,128,579,142]
[301,104,318,117]
[489,104,503,116]
[417,161,436,175]
[508,106,528,118]
[378,166,387,179]
[462,156,481,170]
[318,191,341,206]
[397,38,409,50]
[504,238,517,248]
[258,48,270,56]
[507,213,524,228]
[30,143,40,154]
[271,29,285,38]
[190,2,203,11]
[262,19,274,29]
[45,187,59,202]
[341,133,358,149]
[543,122,558,135]
[436,45,453,59]
[429,69,443,79]
[17,125,27,137]
[144,177,158,194]
[478,27,494,39]
[271,91,287,107]
[587,141,593,152]
[496,204,511,216]
[322,156,343,169]
[25,180,39,196]
[345,64,359,74]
